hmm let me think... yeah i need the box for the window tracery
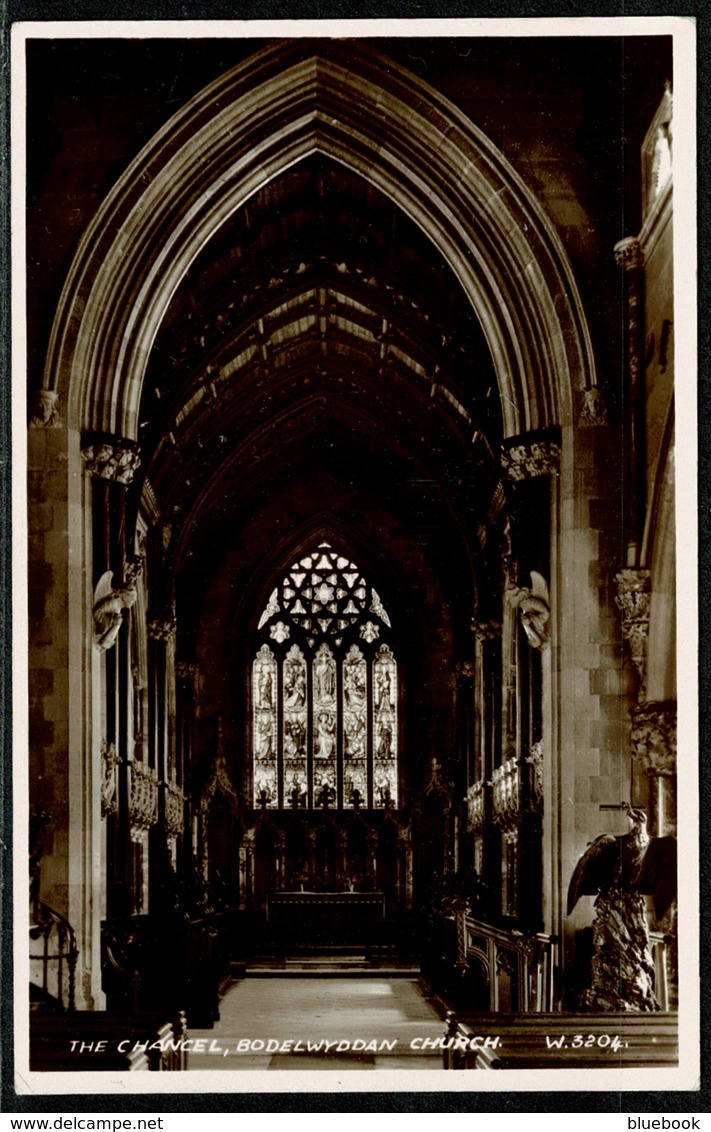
[252,542,398,808]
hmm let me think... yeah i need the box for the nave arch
[41,39,595,441]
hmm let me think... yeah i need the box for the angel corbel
[508,571,550,649]
[93,566,140,651]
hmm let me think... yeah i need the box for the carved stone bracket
[630,700,677,777]
[525,740,544,814]
[614,236,645,272]
[491,756,520,831]
[455,661,476,680]
[466,779,486,836]
[162,780,185,837]
[501,439,561,481]
[176,661,199,680]
[81,438,141,484]
[148,617,177,642]
[29,389,63,429]
[614,568,651,697]
[129,761,158,833]
[579,387,609,427]
[101,741,121,817]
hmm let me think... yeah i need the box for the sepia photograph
[12,16,698,1097]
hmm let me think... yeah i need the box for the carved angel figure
[93,571,138,650]
[509,571,550,649]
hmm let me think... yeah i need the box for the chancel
[24,29,681,1074]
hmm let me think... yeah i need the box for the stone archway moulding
[43,40,595,442]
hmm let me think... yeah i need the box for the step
[244,963,422,978]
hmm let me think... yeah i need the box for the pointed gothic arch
[42,40,593,442]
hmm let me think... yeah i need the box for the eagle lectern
[567,803,676,1011]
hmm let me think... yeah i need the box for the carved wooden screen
[252,542,398,809]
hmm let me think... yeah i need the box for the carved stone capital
[455,660,476,680]
[614,569,651,696]
[176,661,199,680]
[29,389,63,429]
[630,700,677,777]
[614,236,645,271]
[501,439,561,481]
[148,617,177,642]
[81,437,141,484]
[129,761,158,833]
[579,387,609,427]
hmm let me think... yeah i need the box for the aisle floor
[188,976,446,1071]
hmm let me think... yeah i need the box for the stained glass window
[343,645,368,806]
[373,644,398,806]
[283,645,308,807]
[253,644,278,806]
[251,542,398,808]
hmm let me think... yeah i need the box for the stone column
[175,661,198,874]
[29,413,142,1007]
[501,437,558,935]
[614,236,646,562]
[82,437,142,930]
[630,700,677,837]
[400,824,413,911]
[238,842,249,911]
[454,659,476,788]
[148,616,178,786]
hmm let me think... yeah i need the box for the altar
[266,890,386,947]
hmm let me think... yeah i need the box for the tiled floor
[188,976,445,1071]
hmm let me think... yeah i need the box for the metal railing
[30,902,79,1012]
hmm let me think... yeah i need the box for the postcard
[11,15,699,1099]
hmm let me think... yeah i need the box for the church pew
[441,1010,678,1070]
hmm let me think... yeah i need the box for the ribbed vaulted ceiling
[139,153,503,601]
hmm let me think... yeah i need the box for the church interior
[24,30,682,1073]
